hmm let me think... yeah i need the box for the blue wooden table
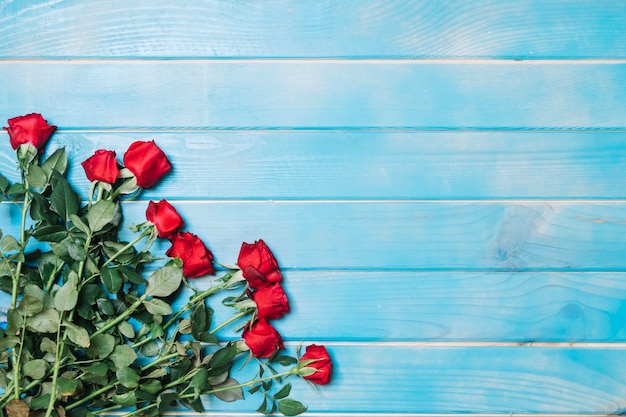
[2,1,626,415]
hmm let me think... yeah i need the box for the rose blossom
[242,319,283,358]
[299,344,332,385]
[4,113,56,150]
[81,149,120,184]
[250,283,289,321]
[166,232,214,278]
[123,140,171,188]
[237,240,282,289]
[146,199,184,239]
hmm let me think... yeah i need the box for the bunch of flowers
[0,114,332,417]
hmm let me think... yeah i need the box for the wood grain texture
[2,201,626,271]
[1,1,625,415]
[128,345,626,413]
[0,62,625,129]
[2,130,626,200]
[0,0,625,59]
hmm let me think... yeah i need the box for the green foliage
[0,134,313,417]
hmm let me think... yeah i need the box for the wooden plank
[5,270,626,342]
[2,130,626,200]
[159,345,626,413]
[162,271,626,343]
[1,62,626,129]
[2,201,626,271]
[1,1,625,59]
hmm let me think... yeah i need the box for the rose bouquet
[0,114,332,417]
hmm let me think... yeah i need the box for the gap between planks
[2,58,626,65]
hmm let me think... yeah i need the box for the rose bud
[123,140,171,188]
[166,232,214,278]
[237,240,282,289]
[81,149,120,184]
[146,199,184,239]
[4,113,56,150]
[250,283,289,321]
[242,319,283,358]
[299,344,332,385]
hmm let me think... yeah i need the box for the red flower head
[123,140,171,188]
[299,344,332,385]
[146,200,184,239]
[250,283,290,321]
[166,232,214,278]
[4,113,56,151]
[237,240,282,289]
[81,149,120,184]
[242,319,283,358]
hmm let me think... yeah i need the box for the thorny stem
[44,316,65,417]
[102,227,152,268]
[131,279,233,349]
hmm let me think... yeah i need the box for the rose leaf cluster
[0,114,333,417]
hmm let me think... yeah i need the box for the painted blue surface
[1,1,626,415]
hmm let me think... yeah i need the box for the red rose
[81,149,120,184]
[4,113,56,150]
[123,140,171,188]
[237,240,282,289]
[146,200,184,239]
[166,232,214,278]
[242,319,283,358]
[299,344,332,385]
[250,283,289,320]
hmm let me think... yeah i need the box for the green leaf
[29,394,51,410]
[23,359,47,379]
[86,200,116,232]
[57,377,79,396]
[110,344,138,371]
[51,237,86,262]
[26,164,47,189]
[119,267,145,284]
[40,337,56,353]
[140,340,161,357]
[190,368,208,392]
[0,173,8,193]
[69,214,91,235]
[50,174,80,222]
[271,355,298,366]
[191,303,212,339]
[140,379,163,395]
[41,148,67,177]
[157,390,178,412]
[0,335,19,351]
[144,265,183,298]
[29,192,56,223]
[209,343,238,370]
[64,321,90,347]
[100,267,122,294]
[54,273,79,311]
[32,224,67,243]
[1,235,20,253]
[16,295,44,317]
[143,298,173,316]
[116,366,140,389]
[117,321,136,339]
[6,308,24,334]
[211,378,243,402]
[87,334,116,359]
[274,383,292,400]
[277,399,307,416]
[113,391,137,407]
[27,308,60,333]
